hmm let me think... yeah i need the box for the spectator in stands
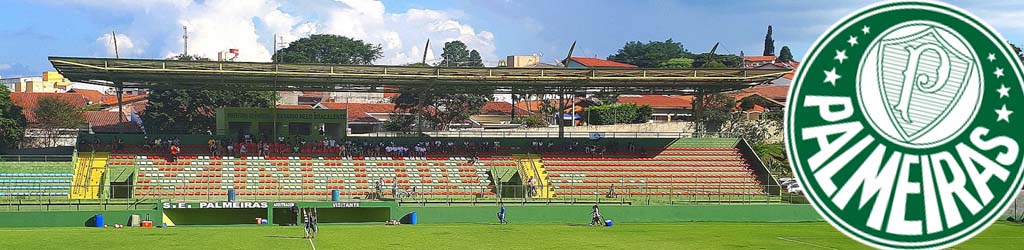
[78,138,89,151]
[92,137,101,151]
[391,177,399,199]
[239,143,248,158]
[526,177,536,198]
[142,135,151,150]
[290,204,299,226]
[115,137,125,150]
[226,141,234,157]
[169,144,180,162]
[607,184,617,198]
[153,137,162,150]
[262,143,271,158]
[590,205,603,227]
[208,137,218,156]
[375,177,385,199]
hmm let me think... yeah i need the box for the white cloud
[61,0,497,65]
[0,64,10,71]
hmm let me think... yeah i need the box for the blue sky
[2,0,1024,77]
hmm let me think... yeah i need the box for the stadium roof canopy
[49,57,790,95]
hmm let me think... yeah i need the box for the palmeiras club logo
[787,1,1024,249]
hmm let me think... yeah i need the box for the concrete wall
[0,209,161,227]
[0,205,821,227]
[395,205,822,224]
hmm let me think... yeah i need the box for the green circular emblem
[787,1,1024,249]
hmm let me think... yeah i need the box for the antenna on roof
[705,42,720,64]
[560,41,576,68]
[182,26,189,57]
[111,31,120,59]
[421,39,430,65]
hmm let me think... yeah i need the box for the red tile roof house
[743,55,778,68]
[10,92,141,147]
[314,102,404,134]
[471,101,533,129]
[617,95,694,122]
[565,57,638,68]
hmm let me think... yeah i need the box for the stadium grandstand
[0,56,794,230]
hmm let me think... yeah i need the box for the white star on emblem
[988,53,996,62]
[823,67,841,86]
[995,67,1005,78]
[847,36,858,46]
[996,104,1014,123]
[861,26,871,34]
[998,84,1011,98]
[834,50,848,64]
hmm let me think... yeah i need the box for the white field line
[776,237,838,249]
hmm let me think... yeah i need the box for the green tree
[393,40,495,130]
[702,60,728,68]
[34,96,85,147]
[272,34,383,64]
[608,39,692,68]
[1011,43,1023,63]
[393,85,492,130]
[763,25,775,56]
[0,85,27,151]
[658,57,695,68]
[467,50,484,67]
[143,55,276,134]
[692,93,735,132]
[383,113,417,132]
[754,143,790,177]
[778,46,794,62]
[691,54,743,68]
[440,41,471,67]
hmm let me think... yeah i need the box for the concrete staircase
[514,154,553,199]
[70,152,108,199]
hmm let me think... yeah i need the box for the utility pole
[182,26,189,56]
[421,39,430,65]
[111,31,120,59]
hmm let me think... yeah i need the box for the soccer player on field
[303,208,312,239]
[497,204,508,224]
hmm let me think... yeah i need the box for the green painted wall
[162,201,394,225]
[0,209,162,227]
[394,205,822,224]
[164,208,267,225]
[216,107,348,138]
[0,205,819,227]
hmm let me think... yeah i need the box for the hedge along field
[586,103,653,125]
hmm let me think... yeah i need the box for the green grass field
[0,221,1021,249]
